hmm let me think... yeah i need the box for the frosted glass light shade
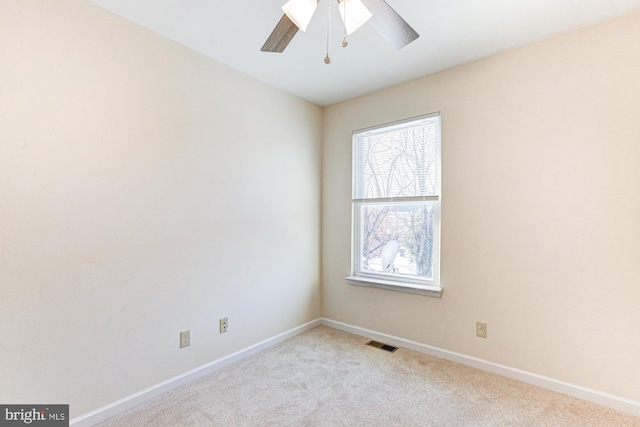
[282,0,318,32]
[338,0,372,35]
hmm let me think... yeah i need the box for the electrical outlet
[219,317,228,334]
[476,322,487,338]
[180,330,190,348]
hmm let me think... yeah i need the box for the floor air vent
[365,340,399,353]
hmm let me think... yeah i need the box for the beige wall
[0,0,322,417]
[323,11,640,401]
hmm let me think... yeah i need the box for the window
[347,113,441,297]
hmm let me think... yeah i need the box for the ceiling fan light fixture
[338,0,372,35]
[262,0,419,56]
[282,0,318,32]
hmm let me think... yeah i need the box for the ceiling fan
[261,0,419,62]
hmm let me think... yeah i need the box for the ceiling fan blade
[261,14,299,53]
[361,0,419,50]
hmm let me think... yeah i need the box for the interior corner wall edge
[321,10,640,403]
[0,0,322,417]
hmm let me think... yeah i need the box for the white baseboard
[321,318,640,418]
[70,319,322,427]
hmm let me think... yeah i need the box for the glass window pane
[357,202,436,281]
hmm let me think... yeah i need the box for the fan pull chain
[324,0,331,64]
[342,0,349,47]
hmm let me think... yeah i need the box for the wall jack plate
[219,317,228,334]
[476,322,487,338]
[180,330,191,348]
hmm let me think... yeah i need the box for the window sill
[345,276,442,298]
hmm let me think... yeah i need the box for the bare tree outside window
[353,114,441,286]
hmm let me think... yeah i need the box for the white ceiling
[87,0,640,106]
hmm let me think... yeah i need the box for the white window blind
[354,114,440,200]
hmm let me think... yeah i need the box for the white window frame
[346,113,442,297]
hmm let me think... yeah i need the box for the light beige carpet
[97,326,640,426]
